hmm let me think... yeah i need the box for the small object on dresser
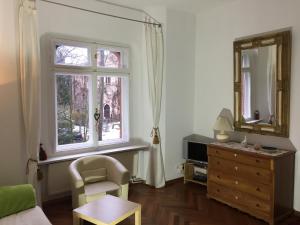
[241,136,247,147]
[254,143,261,150]
[254,110,260,120]
[261,145,278,153]
[213,116,233,142]
[262,145,277,150]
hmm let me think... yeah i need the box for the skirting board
[294,210,300,217]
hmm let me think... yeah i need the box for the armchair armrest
[69,161,84,191]
[106,158,130,186]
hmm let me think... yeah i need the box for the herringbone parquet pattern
[44,179,300,225]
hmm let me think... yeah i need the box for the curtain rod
[39,0,162,27]
[95,0,159,23]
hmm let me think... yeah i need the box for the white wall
[194,0,300,210]
[0,0,26,186]
[164,9,195,180]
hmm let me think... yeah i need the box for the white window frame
[47,35,130,153]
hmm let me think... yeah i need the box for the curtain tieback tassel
[26,158,43,180]
[151,127,160,144]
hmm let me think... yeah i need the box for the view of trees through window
[56,74,122,145]
[55,44,90,66]
[97,76,122,141]
[97,49,121,68]
[56,74,90,145]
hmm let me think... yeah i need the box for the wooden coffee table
[73,195,141,225]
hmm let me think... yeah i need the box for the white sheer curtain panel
[145,18,166,188]
[19,0,41,190]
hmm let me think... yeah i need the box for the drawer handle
[234,153,238,158]
[256,159,260,163]
[256,172,261,176]
[217,175,221,179]
[234,166,238,171]
[256,203,260,208]
[235,196,239,200]
[256,187,261,192]
[235,181,239,185]
[216,150,219,154]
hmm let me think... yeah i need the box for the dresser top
[210,142,293,157]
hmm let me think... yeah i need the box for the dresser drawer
[208,170,271,201]
[209,157,272,184]
[208,182,271,214]
[208,147,272,169]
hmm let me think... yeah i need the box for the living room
[0,0,300,225]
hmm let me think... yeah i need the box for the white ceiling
[106,0,237,14]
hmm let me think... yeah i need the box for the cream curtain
[19,0,41,190]
[145,19,166,188]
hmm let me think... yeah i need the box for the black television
[187,142,208,164]
[183,134,213,164]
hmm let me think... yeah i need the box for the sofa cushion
[0,184,36,218]
[0,206,51,225]
[81,168,107,184]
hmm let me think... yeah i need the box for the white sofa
[0,206,51,225]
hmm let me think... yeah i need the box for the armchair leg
[120,183,129,200]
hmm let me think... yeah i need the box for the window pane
[97,48,129,69]
[96,76,122,141]
[55,44,90,66]
[56,74,90,145]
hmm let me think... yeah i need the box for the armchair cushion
[84,181,119,203]
[84,181,119,196]
[0,184,36,218]
[81,168,107,184]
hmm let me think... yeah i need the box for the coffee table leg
[73,211,80,225]
[135,205,141,225]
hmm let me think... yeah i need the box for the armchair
[69,155,130,208]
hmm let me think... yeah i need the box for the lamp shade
[213,116,233,132]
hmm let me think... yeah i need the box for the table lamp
[213,116,233,142]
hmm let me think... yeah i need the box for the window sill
[38,144,149,166]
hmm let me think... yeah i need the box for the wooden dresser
[207,142,295,225]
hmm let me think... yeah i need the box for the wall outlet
[176,164,184,174]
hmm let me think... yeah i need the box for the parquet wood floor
[43,179,300,225]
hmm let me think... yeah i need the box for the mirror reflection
[241,45,277,125]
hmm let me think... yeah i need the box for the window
[50,38,130,152]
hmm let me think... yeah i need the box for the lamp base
[216,133,230,143]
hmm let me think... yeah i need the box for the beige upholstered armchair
[69,155,130,208]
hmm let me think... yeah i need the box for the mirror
[241,45,277,124]
[234,30,291,137]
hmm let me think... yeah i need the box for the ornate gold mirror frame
[234,30,291,137]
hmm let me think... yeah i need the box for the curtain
[19,0,41,191]
[145,18,166,188]
[267,45,276,117]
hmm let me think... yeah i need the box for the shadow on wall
[0,81,26,185]
[214,108,296,151]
